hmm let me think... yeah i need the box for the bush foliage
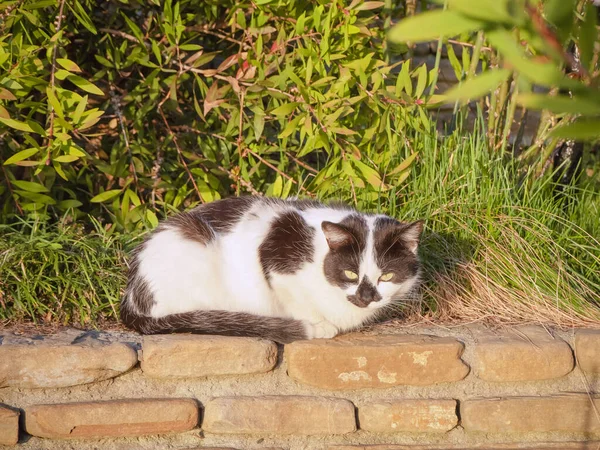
[1,0,440,231]
[2,0,599,232]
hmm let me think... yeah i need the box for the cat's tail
[120,305,308,344]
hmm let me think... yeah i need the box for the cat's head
[321,215,423,310]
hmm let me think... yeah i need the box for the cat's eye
[344,270,358,281]
[379,272,394,282]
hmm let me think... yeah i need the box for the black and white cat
[121,197,423,343]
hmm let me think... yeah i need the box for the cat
[120,196,423,343]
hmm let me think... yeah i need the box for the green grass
[1,126,599,328]
[0,219,135,326]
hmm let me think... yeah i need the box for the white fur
[134,201,419,338]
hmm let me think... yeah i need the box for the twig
[110,87,140,193]
[248,150,306,189]
[526,3,590,81]
[188,26,252,50]
[237,88,245,155]
[217,164,261,196]
[157,102,204,204]
[99,28,144,46]
[447,39,493,52]
[286,152,317,174]
[170,125,227,141]
[45,0,67,165]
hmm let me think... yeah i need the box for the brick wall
[0,325,599,449]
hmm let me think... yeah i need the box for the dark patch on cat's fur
[347,276,382,308]
[322,214,368,288]
[122,309,307,344]
[195,196,257,232]
[168,211,215,243]
[259,211,315,280]
[160,196,258,244]
[373,217,422,282]
[122,242,155,316]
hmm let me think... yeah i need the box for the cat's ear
[322,221,354,250]
[401,220,424,254]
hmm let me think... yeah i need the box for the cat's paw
[304,320,339,340]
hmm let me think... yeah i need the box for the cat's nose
[356,278,382,306]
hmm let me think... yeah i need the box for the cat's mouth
[346,294,382,308]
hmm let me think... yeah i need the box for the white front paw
[304,320,339,340]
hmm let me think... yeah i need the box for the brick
[141,335,277,378]
[0,405,19,446]
[576,330,600,374]
[286,335,469,390]
[461,395,600,433]
[24,398,198,439]
[0,343,137,388]
[203,396,356,435]
[473,327,574,382]
[358,399,457,433]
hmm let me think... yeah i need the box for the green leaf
[254,110,265,141]
[72,95,88,124]
[0,118,36,133]
[146,210,159,228]
[517,94,600,115]
[448,0,516,24]
[54,155,80,163]
[79,109,105,130]
[354,159,382,189]
[90,189,122,203]
[56,58,82,73]
[46,87,64,119]
[54,69,70,80]
[486,30,570,87]
[12,180,49,193]
[67,75,104,95]
[414,64,428,98]
[579,3,597,71]
[271,102,300,116]
[15,191,56,204]
[58,199,83,209]
[279,114,303,138]
[549,120,600,140]
[387,10,483,43]
[443,69,511,102]
[390,152,419,175]
[3,148,39,165]
[355,1,385,10]
[544,0,574,30]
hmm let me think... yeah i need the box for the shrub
[1,0,434,231]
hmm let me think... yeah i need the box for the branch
[45,0,66,165]
[157,99,205,203]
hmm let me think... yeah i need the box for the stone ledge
[0,342,137,389]
[203,396,356,435]
[358,399,457,433]
[461,395,600,433]
[286,334,469,390]
[24,398,199,439]
[328,443,600,449]
[575,330,600,374]
[0,404,19,446]
[472,327,574,382]
[141,335,278,379]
